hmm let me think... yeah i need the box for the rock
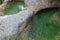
[24,0,60,11]
[51,13,60,27]
[0,0,9,16]
[0,8,35,40]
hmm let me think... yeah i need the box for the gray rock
[0,9,35,39]
[24,0,60,11]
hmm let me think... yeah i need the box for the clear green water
[29,8,60,40]
[5,2,24,15]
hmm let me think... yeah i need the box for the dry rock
[24,0,60,11]
[0,9,35,40]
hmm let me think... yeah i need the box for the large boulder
[24,0,60,11]
[0,9,34,40]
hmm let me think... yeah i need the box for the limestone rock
[24,0,60,11]
[0,0,10,16]
[0,9,35,40]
